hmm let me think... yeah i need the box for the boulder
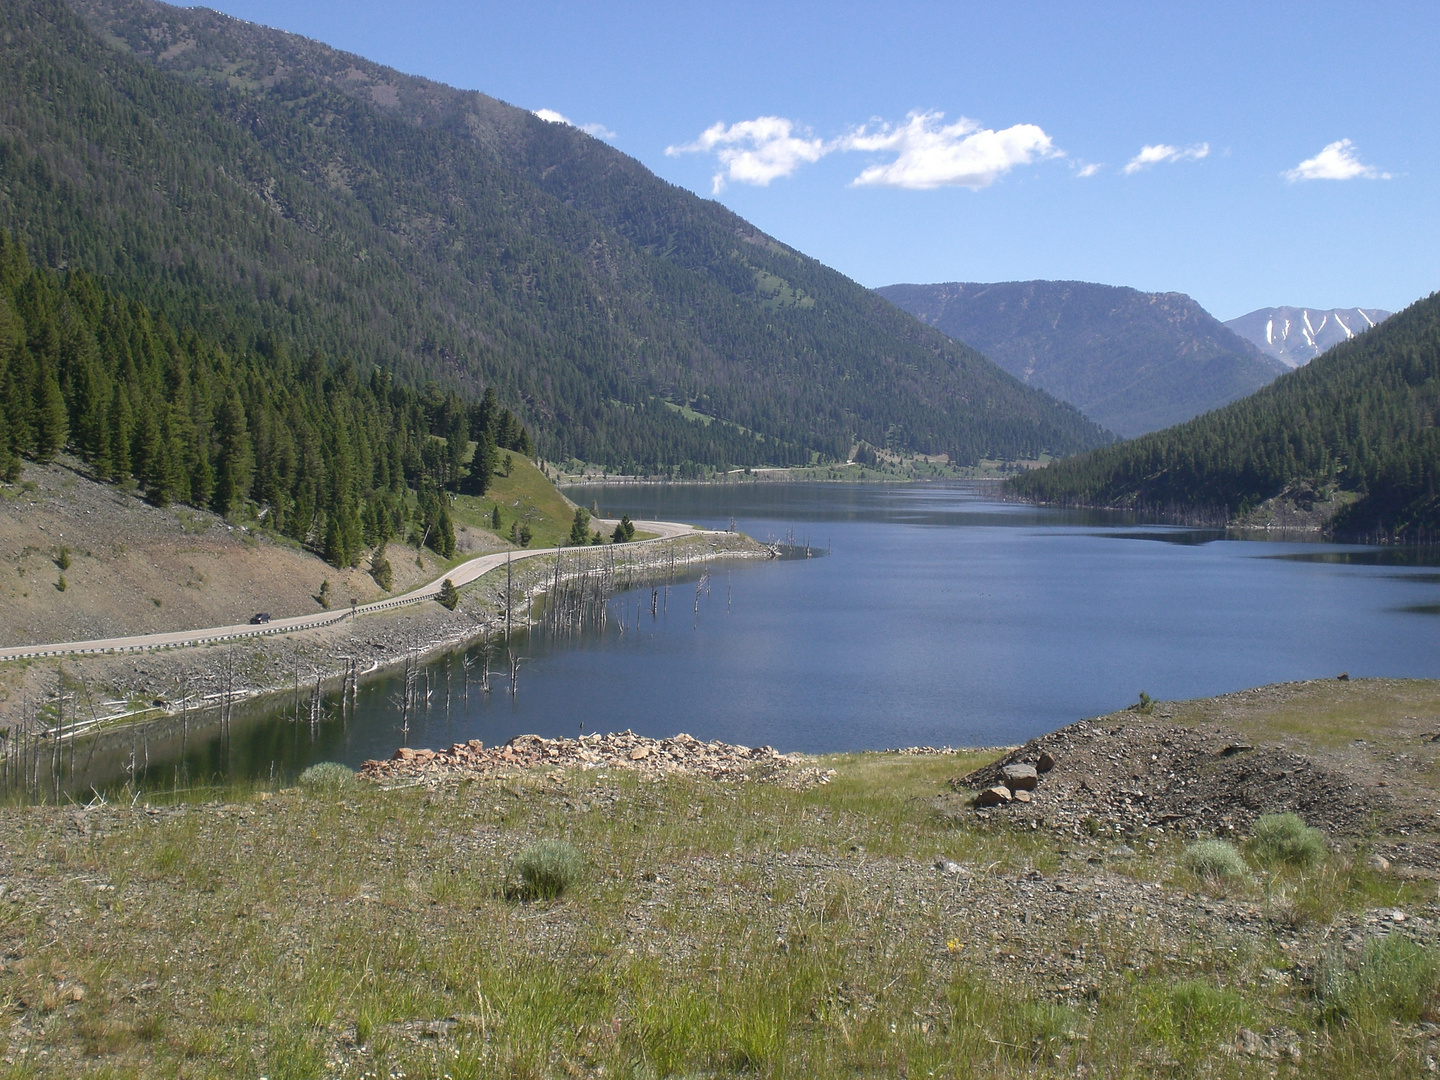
[976,786,1012,807]
[1001,763,1039,791]
[1037,751,1056,773]
[1013,789,1033,803]
[629,745,651,761]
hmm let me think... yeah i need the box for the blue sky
[196,1,1438,320]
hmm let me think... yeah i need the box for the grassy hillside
[452,455,579,552]
[1007,291,1440,539]
[0,0,1110,471]
[879,280,1286,437]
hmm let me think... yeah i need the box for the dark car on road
[250,613,271,624]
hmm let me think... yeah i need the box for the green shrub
[298,762,355,790]
[1317,935,1440,1027]
[1249,812,1326,869]
[369,545,393,592]
[1182,839,1246,881]
[513,840,583,900]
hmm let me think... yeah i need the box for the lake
[99,481,1440,788]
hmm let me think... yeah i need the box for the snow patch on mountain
[1225,306,1392,367]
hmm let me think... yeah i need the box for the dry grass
[1,683,1439,1077]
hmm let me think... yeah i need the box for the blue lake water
[111,482,1440,785]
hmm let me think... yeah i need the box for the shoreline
[0,531,772,747]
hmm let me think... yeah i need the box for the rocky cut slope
[878,280,1287,438]
[0,0,1109,470]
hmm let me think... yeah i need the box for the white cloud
[665,117,826,193]
[533,108,616,140]
[1284,139,1389,182]
[1074,162,1102,178]
[1122,142,1209,174]
[838,111,1058,190]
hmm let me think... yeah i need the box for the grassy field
[0,683,1437,1077]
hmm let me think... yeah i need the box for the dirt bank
[0,458,503,648]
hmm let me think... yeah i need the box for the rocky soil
[363,731,838,789]
[0,458,485,647]
[955,715,1383,837]
[949,679,1440,867]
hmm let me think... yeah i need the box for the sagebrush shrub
[514,840,583,900]
[1182,839,1246,881]
[298,762,355,790]
[1249,812,1326,869]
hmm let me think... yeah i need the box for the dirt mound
[362,730,836,789]
[954,716,1384,837]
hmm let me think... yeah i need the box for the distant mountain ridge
[1225,306,1392,368]
[876,280,1287,438]
[0,0,1110,472]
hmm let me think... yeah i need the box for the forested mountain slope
[0,0,1109,471]
[0,229,527,568]
[1007,291,1440,539]
[878,281,1287,437]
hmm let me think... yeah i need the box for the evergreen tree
[436,499,456,560]
[32,365,68,463]
[437,577,460,611]
[0,397,15,482]
[568,506,591,546]
[214,388,254,514]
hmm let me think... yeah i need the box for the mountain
[0,0,1109,472]
[1225,306,1392,368]
[1007,291,1440,540]
[876,281,1288,438]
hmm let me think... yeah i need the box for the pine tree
[214,387,254,514]
[568,507,591,546]
[0,398,16,482]
[370,543,393,591]
[437,578,460,611]
[437,498,456,559]
[108,382,132,481]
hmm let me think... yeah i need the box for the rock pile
[974,758,1054,807]
[361,730,836,789]
[954,718,1382,837]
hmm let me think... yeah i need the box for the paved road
[0,519,704,662]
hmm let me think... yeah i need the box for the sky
[192,1,1438,321]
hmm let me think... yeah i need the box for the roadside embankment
[0,529,769,738]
